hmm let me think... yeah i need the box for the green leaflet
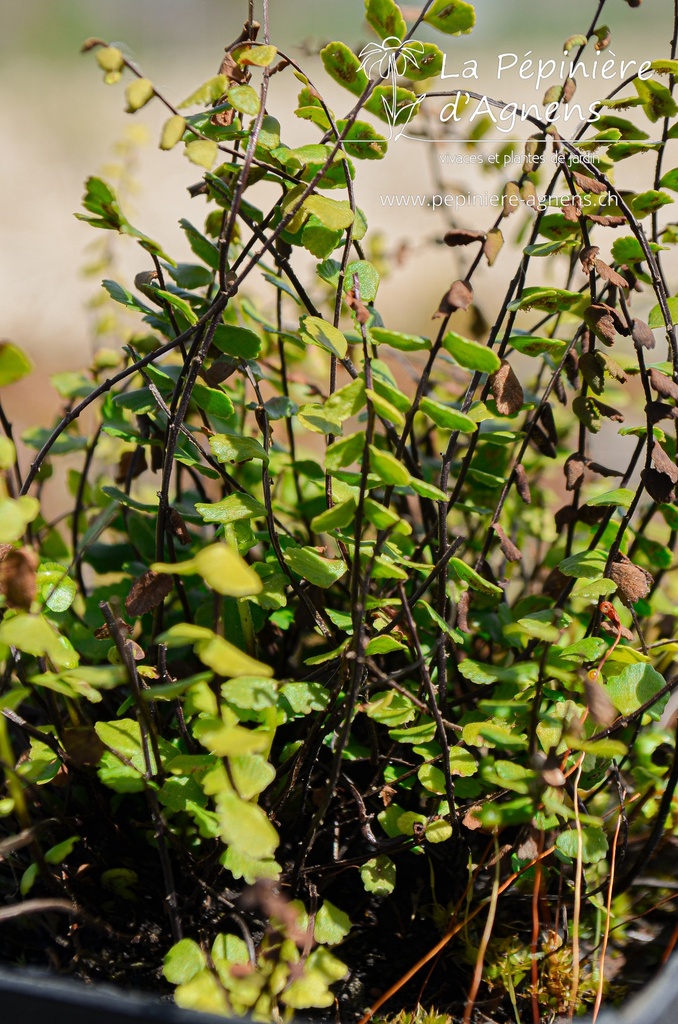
[157,624,274,678]
[370,327,431,352]
[605,662,668,718]
[424,0,476,34]
[449,557,502,597]
[0,343,33,387]
[365,0,407,40]
[299,316,349,359]
[443,332,501,374]
[420,397,477,432]
[284,547,347,587]
[320,42,369,96]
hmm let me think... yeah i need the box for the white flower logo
[359,36,425,138]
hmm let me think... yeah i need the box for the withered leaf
[462,804,483,831]
[586,460,623,478]
[564,350,580,387]
[168,507,191,546]
[601,619,634,641]
[646,454,678,498]
[555,505,577,530]
[562,77,577,103]
[520,179,539,206]
[580,246,600,275]
[578,504,607,524]
[133,270,159,296]
[0,547,38,611]
[562,197,582,222]
[543,565,568,598]
[469,303,489,338]
[126,569,174,617]
[218,49,250,85]
[589,212,626,227]
[586,309,615,345]
[642,466,676,502]
[81,37,107,52]
[572,170,608,194]
[481,549,505,594]
[608,554,653,604]
[631,318,655,350]
[115,447,148,485]
[584,303,628,346]
[489,359,523,415]
[544,85,563,105]
[503,180,521,217]
[649,367,678,401]
[587,213,627,227]
[579,352,605,394]
[555,504,604,528]
[651,440,678,483]
[483,228,504,267]
[124,639,146,662]
[493,523,522,562]
[524,136,545,170]
[581,328,593,355]
[63,727,105,767]
[242,880,307,948]
[584,674,617,727]
[594,259,629,291]
[434,279,473,318]
[648,401,678,424]
[554,372,567,405]
[202,359,237,387]
[150,447,163,473]
[537,402,558,445]
[456,590,471,633]
[515,463,531,504]
[211,103,236,128]
[447,278,473,312]
[516,827,540,861]
[538,750,566,788]
[659,693,678,731]
[528,423,557,458]
[345,288,371,325]
[595,399,624,422]
[565,454,586,491]
[443,229,486,247]
[595,26,612,50]
[380,784,396,807]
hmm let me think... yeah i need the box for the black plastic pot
[0,957,675,1024]
[592,953,678,1024]
[0,966,232,1024]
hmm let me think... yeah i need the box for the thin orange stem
[589,603,623,682]
[593,810,622,1022]
[563,748,587,780]
[463,835,501,1024]
[531,838,544,1024]
[662,920,678,966]
[568,762,584,1021]
[357,844,556,1024]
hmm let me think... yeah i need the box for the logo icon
[358,37,425,139]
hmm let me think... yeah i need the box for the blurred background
[0,0,671,439]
